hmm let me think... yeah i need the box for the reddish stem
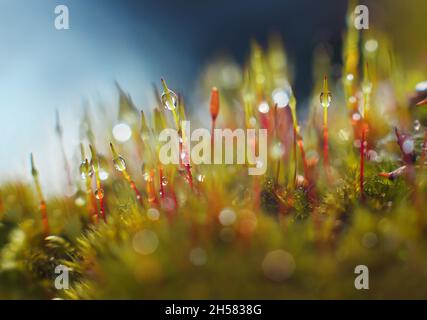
[40,200,50,236]
[211,118,216,152]
[90,193,98,224]
[293,126,297,185]
[159,167,165,199]
[99,195,106,222]
[360,127,366,201]
[178,129,193,189]
[420,129,427,171]
[323,125,329,170]
[296,135,309,178]
[185,164,194,189]
[147,170,159,206]
[130,180,144,207]
[323,121,332,185]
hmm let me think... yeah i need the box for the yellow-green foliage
[1,20,427,299]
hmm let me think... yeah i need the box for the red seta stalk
[185,164,193,189]
[159,166,165,199]
[296,134,309,179]
[40,200,50,237]
[360,126,366,200]
[147,169,159,206]
[293,126,298,185]
[130,180,144,207]
[420,129,427,171]
[323,119,329,171]
[90,145,106,222]
[211,119,216,151]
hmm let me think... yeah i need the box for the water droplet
[415,81,427,92]
[258,101,270,114]
[272,88,290,108]
[112,123,132,142]
[161,89,178,111]
[352,113,361,121]
[346,73,354,81]
[161,176,168,186]
[414,120,421,131]
[113,156,127,172]
[320,92,332,108]
[403,139,414,154]
[87,165,94,177]
[95,188,104,200]
[143,172,151,182]
[79,160,89,179]
[197,174,205,182]
[99,169,109,181]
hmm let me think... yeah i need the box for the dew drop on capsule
[79,161,88,179]
[161,89,178,111]
[113,156,127,172]
[320,92,332,108]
